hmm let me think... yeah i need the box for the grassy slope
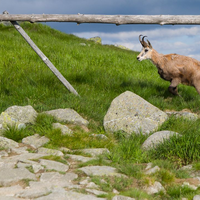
[1,22,200,127]
[1,22,200,199]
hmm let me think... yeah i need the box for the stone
[142,131,180,150]
[81,148,110,157]
[40,172,78,186]
[193,195,200,200]
[0,136,19,149]
[104,91,168,135]
[112,195,136,200]
[114,44,130,50]
[66,154,93,162]
[0,185,24,197]
[1,105,37,125]
[22,134,50,148]
[52,122,73,135]
[166,110,198,121]
[37,147,64,156]
[79,166,126,177]
[0,167,36,186]
[86,188,108,196]
[39,159,69,172]
[145,166,160,175]
[145,181,165,194]
[89,36,102,44]
[44,108,89,126]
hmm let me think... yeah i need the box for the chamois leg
[168,79,180,95]
[194,84,200,95]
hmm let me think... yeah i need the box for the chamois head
[137,35,153,61]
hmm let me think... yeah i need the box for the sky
[1,0,200,59]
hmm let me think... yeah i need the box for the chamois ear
[147,40,153,49]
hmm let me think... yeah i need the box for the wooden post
[10,21,79,96]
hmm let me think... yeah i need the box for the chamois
[137,35,200,95]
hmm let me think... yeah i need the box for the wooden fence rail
[1,14,200,25]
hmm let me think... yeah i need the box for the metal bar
[10,21,79,96]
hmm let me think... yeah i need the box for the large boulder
[103,91,168,135]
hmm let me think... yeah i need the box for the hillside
[1,22,200,199]
[0,22,200,127]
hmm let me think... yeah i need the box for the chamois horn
[139,35,152,48]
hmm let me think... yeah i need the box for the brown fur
[137,38,200,95]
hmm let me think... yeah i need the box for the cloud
[74,26,200,60]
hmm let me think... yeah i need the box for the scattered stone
[66,154,93,162]
[145,181,165,194]
[90,133,108,140]
[44,108,89,126]
[166,110,198,121]
[39,159,69,172]
[86,188,107,196]
[104,91,168,135]
[89,36,102,44]
[114,44,130,50]
[145,166,160,175]
[142,131,180,150]
[112,195,136,200]
[81,148,110,157]
[0,167,36,186]
[86,182,99,189]
[193,195,200,200]
[52,122,73,135]
[79,166,126,177]
[37,147,64,156]
[1,105,37,125]
[22,134,50,149]
[0,136,19,149]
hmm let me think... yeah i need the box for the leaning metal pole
[10,20,79,96]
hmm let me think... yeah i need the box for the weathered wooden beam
[1,14,200,25]
[11,21,79,96]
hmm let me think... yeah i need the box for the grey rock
[0,197,23,200]
[145,166,160,175]
[1,105,37,125]
[81,148,110,157]
[193,195,200,200]
[52,122,73,135]
[0,167,36,186]
[79,166,125,177]
[16,186,50,199]
[39,159,69,172]
[37,147,64,156]
[86,188,108,195]
[145,181,165,194]
[0,185,24,197]
[39,172,78,187]
[112,195,136,200]
[35,189,106,200]
[66,154,93,162]
[142,130,180,150]
[104,91,168,135]
[89,36,102,44]
[22,134,50,148]
[44,108,89,126]
[166,110,198,120]
[0,136,19,149]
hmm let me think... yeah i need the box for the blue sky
[1,0,200,59]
